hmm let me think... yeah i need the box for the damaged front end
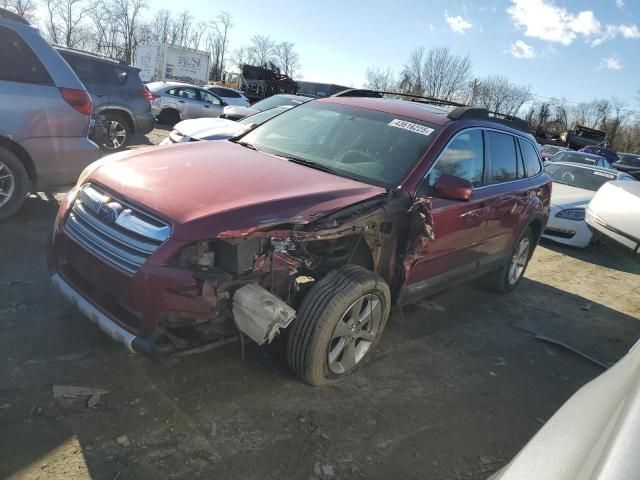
[156,192,410,358]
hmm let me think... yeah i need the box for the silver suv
[148,81,226,125]
[0,9,99,220]
[55,46,155,151]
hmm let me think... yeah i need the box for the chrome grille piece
[64,184,171,274]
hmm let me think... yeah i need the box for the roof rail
[332,88,531,133]
[0,7,30,25]
[332,89,384,98]
[52,44,127,64]
[448,107,529,132]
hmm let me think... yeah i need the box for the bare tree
[399,47,471,101]
[44,0,92,48]
[229,46,248,68]
[169,10,192,46]
[207,12,232,81]
[274,41,299,78]
[2,0,37,22]
[149,9,171,44]
[247,34,275,66]
[398,47,424,94]
[364,67,396,91]
[470,75,531,116]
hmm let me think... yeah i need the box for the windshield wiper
[231,139,258,151]
[281,155,342,176]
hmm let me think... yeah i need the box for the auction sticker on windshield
[593,171,616,179]
[388,119,434,137]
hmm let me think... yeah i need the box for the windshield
[551,152,603,165]
[618,154,640,167]
[541,145,563,155]
[238,106,289,126]
[239,101,440,187]
[545,164,616,191]
[253,95,309,111]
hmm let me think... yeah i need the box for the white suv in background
[206,86,250,107]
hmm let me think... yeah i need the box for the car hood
[550,182,595,209]
[223,105,259,118]
[87,142,386,241]
[175,118,247,140]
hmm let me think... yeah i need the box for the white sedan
[586,180,640,258]
[542,162,636,248]
[159,106,291,145]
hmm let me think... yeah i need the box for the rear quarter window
[519,139,542,177]
[0,26,53,85]
[60,52,128,87]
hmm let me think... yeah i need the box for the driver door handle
[178,100,185,103]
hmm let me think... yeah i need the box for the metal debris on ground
[534,335,610,369]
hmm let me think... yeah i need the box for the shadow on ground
[1,196,639,480]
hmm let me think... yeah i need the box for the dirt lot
[1,129,639,480]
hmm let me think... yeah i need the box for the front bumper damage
[50,190,405,359]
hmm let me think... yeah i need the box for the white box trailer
[134,44,210,86]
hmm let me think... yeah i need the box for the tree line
[2,0,301,82]
[365,46,640,153]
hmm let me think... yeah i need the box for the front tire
[287,265,391,386]
[0,146,28,221]
[489,226,535,293]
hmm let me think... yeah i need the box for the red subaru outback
[49,92,551,385]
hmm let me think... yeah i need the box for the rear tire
[100,112,130,151]
[287,265,391,386]
[158,109,180,126]
[488,227,535,293]
[0,146,28,221]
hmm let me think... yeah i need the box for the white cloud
[444,10,473,34]
[616,0,625,9]
[509,40,537,58]
[598,55,623,70]
[507,0,640,46]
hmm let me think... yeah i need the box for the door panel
[482,131,527,258]
[402,128,490,297]
[199,90,224,117]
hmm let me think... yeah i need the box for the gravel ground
[1,128,639,480]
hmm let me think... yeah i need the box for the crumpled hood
[550,182,595,210]
[174,118,247,140]
[87,141,386,240]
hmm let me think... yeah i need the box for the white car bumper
[542,206,592,248]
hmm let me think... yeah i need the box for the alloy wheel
[327,293,383,374]
[103,120,127,150]
[508,237,530,285]
[0,160,15,208]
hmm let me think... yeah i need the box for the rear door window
[519,138,542,177]
[486,131,518,183]
[168,87,199,100]
[210,87,241,98]
[199,90,222,105]
[0,26,53,85]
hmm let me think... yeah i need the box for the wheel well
[160,107,180,119]
[0,136,36,186]
[101,109,134,133]
[528,217,542,241]
[305,235,374,273]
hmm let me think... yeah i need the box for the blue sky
[149,0,640,105]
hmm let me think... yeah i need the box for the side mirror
[220,100,228,107]
[433,173,474,202]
